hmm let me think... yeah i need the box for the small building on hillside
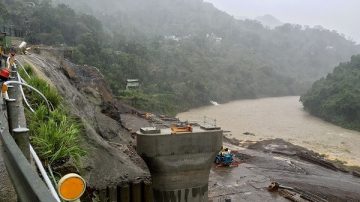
[126,79,140,90]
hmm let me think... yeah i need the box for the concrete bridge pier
[137,127,223,202]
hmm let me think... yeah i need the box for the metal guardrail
[0,64,57,201]
[0,129,57,202]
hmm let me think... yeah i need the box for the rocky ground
[209,137,360,201]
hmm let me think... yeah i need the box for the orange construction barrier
[171,125,192,134]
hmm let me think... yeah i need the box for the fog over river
[177,96,360,166]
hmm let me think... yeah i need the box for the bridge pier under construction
[137,126,222,202]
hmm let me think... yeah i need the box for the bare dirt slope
[17,53,150,189]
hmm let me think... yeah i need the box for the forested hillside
[2,0,360,114]
[300,55,360,131]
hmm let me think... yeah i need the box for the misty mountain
[3,0,360,114]
[52,0,360,80]
[51,0,360,113]
[255,14,283,28]
[53,0,234,37]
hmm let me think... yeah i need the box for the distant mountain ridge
[255,14,283,28]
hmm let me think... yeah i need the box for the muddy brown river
[177,96,360,166]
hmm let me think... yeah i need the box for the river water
[177,96,360,166]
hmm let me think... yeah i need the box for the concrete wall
[137,130,222,202]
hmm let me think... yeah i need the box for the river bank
[177,96,360,166]
[209,138,360,201]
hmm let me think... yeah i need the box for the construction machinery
[215,153,234,166]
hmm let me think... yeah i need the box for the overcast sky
[205,0,360,43]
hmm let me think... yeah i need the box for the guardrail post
[12,127,30,161]
[5,98,17,133]
[7,85,15,97]
[6,71,31,161]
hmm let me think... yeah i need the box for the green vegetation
[2,0,360,114]
[20,64,85,165]
[118,90,180,115]
[28,106,84,164]
[26,76,62,108]
[300,55,360,131]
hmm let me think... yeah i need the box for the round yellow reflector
[1,84,8,94]
[57,173,86,201]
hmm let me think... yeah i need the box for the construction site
[1,31,360,202]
